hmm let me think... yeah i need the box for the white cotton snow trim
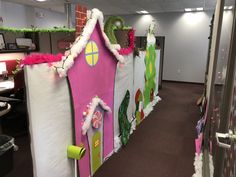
[114,136,122,153]
[147,22,156,47]
[54,8,124,77]
[143,96,159,117]
[192,153,203,177]
[147,33,156,47]
[209,154,214,177]
[130,118,136,135]
[192,153,214,177]
[82,96,111,135]
[156,96,162,102]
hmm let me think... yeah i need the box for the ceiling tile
[2,0,226,15]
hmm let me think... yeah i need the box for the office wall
[0,1,66,28]
[120,12,213,83]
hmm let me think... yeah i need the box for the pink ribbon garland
[118,29,135,55]
[21,53,63,67]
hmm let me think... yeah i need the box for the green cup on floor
[67,145,86,160]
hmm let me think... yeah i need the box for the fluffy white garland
[130,118,136,135]
[143,96,161,117]
[82,96,111,135]
[192,153,214,177]
[54,8,124,77]
[147,21,156,48]
[192,153,203,177]
[114,136,122,153]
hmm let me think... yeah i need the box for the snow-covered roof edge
[54,8,125,77]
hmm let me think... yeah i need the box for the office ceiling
[2,0,235,14]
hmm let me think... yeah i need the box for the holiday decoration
[82,96,111,135]
[104,16,125,44]
[66,8,123,177]
[118,91,132,145]
[24,64,74,177]
[53,9,124,77]
[135,89,144,125]
[109,18,135,151]
[23,6,161,177]
[105,16,135,56]
[143,23,157,108]
[0,27,75,33]
[118,29,135,55]
[133,21,161,125]
[22,53,63,66]
[92,111,103,129]
[67,145,86,160]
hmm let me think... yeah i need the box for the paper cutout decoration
[67,9,119,177]
[92,131,102,174]
[104,16,125,44]
[119,90,132,145]
[85,41,99,67]
[135,89,144,125]
[53,9,124,77]
[86,106,106,176]
[143,44,157,108]
[104,16,135,55]
[113,53,134,152]
[67,145,86,160]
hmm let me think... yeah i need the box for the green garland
[0,27,75,33]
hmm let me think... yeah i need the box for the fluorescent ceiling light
[136,10,149,14]
[185,7,204,12]
[35,0,47,2]
[184,8,192,12]
[224,6,233,10]
[196,7,204,11]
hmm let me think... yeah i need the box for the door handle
[216,130,236,149]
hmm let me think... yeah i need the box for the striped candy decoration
[92,111,102,129]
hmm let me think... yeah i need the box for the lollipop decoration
[92,111,102,129]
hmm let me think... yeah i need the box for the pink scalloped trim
[118,29,135,55]
[21,53,63,67]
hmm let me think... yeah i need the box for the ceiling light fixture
[35,0,47,2]
[185,7,204,12]
[136,10,149,14]
[196,7,204,11]
[224,6,233,10]
[184,8,192,12]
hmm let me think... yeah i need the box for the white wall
[120,11,214,83]
[0,1,66,28]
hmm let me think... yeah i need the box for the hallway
[94,81,203,177]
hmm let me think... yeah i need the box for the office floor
[4,81,203,177]
[94,81,202,177]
